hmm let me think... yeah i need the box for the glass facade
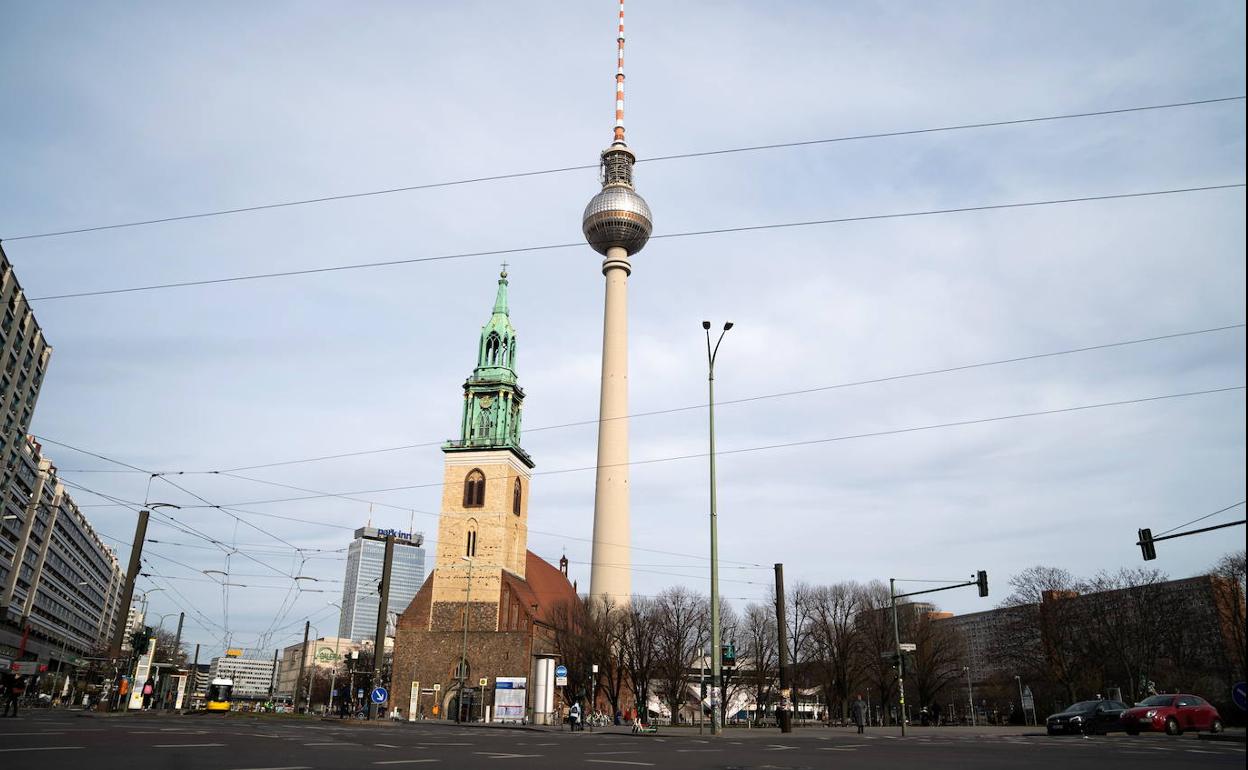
[338,527,425,641]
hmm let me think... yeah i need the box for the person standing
[851,694,868,735]
[2,674,25,717]
[141,678,155,710]
[569,701,582,732]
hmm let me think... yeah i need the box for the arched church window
[486,332,501,364]
[512,478,523,516]
[463,469,485,508]
[453,658,469,680]
[465,519,478,558]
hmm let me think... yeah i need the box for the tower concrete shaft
[583,2,649,606]
[589,246,632,603]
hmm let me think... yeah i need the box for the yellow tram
[206,677,233,711]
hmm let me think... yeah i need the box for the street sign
[370,687,388,704]
[555,665,568,686]
[1233,682,1247,711]
[433,683,442,692]
[899,643,917,652]
[479,677,488,687]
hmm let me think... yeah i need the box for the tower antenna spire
[614,1,627,145]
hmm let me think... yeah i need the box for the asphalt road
[1,711,1244,769]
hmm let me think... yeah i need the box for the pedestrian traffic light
[1137,528,1157,561]
[976,570,989,598]
[721,642,736,668]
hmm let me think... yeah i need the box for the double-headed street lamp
[703,320,732,736]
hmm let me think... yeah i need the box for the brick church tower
[391,269,577,722]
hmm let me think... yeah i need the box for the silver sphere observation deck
[582,145,653,256]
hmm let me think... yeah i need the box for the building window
[465,521,477,558]
[512,478,522,516]
[463,469,485,508]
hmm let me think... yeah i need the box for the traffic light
[976,570,989,598]
[1138,528,1157,561]
[130,629,150,656]
[721,642,736,668]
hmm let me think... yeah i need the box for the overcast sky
[2,1,1244,658]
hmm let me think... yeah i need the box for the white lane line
[0,747,84,753]
[375,743,402,748]
[228,766,312,769]
[473,753,542,759]
[304,742,357,746]
[585,761,654,767]
[374,761,440,765]
[152,743,226,748]
[585,751,639,755]
[675,748,722,752]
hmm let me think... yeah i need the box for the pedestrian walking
[851,694,868,734]
[2,674,25,717]
[141,678,155,710]
[569,701,582,732]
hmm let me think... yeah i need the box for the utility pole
[703,321,731,735]
[890,578,907,737]
[269,648,279,700]
[370,535,395,720]
[161,611,184,709]
[108,509,150,659]
[773,563,792,733]
[295,620,310,713]
[190,644,200,709]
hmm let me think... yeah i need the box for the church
[391,269,578,723]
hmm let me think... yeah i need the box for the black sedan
[1045,700,1130,735]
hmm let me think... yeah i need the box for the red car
[1120,694,1224,735]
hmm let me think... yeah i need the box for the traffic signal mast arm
[892,572,989,601]
[1137,519,1246,561]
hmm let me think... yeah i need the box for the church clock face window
[463,469,485,508]
[512,478,522,516]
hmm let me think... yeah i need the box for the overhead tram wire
[185,322,1244,474]
[26,183,1246,302]
[192,385,1245,510]
[4,95,1241,243]
[1154,500,1246,537]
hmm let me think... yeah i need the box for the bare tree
[652,586,709,722]
[620,596,660,720]
[807,582,862,720]
[852,581,898,723]
[1211,551,1247,682]
[739,602,777,725]
[910,611,965,712]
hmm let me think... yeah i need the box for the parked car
[1120,694,1224,736]
[1045,700,1130,735]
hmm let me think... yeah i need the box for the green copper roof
[444,269,533,467]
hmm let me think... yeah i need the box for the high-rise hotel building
[337,526,425,641]
[0,243,51,507]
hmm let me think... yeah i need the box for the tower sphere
[582,185,653,256]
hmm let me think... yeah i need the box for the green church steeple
[445,269,533,468]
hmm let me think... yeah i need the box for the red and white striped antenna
[614,1,627,145]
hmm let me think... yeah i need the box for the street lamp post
[327,602,344,713]
[1015,675,1027,726]
[964,666,975,726]
[702,320,732,736]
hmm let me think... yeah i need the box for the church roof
[502,550,579,626]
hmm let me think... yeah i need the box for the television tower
[583,1,652,605]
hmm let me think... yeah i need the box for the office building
[0,243,52,514]
[208,655,276,701]
[337,526,425,641]
[275,635,361,699]
[0,436,125,667]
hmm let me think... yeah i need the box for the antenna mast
[614,2,627,145]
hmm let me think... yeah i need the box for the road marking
[473,753,542,759]
[676,748,722,752]
[375,743,402,748]
[585,762,654,767]
[152,743,226,748]
[228,766,312,769]
[585,751,639,755]
[821,747,858,751]
[374,761,440,766]
[304,742,356,746]
[0,732,65,736]
[0,747,84,753]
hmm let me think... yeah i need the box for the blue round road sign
[370,687,388,704]
[1233,682,1247,711]
[555,665,568,678]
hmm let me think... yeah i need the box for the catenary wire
[188,322,1242,473]
[25,183,1245,302]
[1154,500,1247,537]
[198,385,1246,508]
[4,95,1240,242]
